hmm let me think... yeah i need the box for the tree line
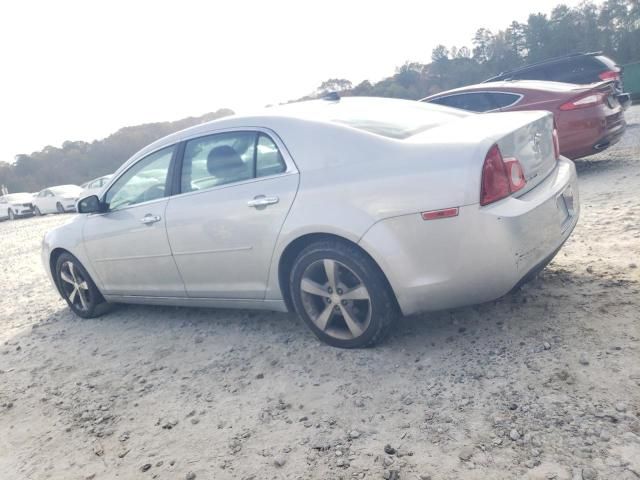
[309,0,640,100]
[2,0,638,193]
[0,109,233,193]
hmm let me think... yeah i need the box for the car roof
[125,97,468,167]
[485,52,606,79]
[424,80,583,99]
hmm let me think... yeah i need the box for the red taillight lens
[598,70,620,81]
[480,145,511,206]
[504,158,526,192]
[560,91,606,111]
[480,145,527,206]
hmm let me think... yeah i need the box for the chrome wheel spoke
[77,288,89,310]
[68,262,78,283]
[314,304,334,331]
[60,271,74,285]
[340,304,364,338]
[341,285,369,301]
[300,278,328,297]
[69,287,78,304]
[323,259,338,291]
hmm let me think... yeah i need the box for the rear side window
[256,134,286,177]
[486,92,521,109]
[430,93,496,112]
[180,131,287,193]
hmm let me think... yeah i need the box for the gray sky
[0,0,581,163]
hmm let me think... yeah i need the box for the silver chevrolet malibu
[42,97,579,348]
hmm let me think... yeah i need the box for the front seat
[207,145,252,185]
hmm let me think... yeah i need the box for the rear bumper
[559,108,626,159]
[359,158,579,316]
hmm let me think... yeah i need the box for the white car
[0,193,36,220]
[80,175,113,198]
[33,185,83,215]
[43,97,578,348]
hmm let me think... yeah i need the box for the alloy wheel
[299,259,372,340]
[59,260,91,312]
[8,209,14,220]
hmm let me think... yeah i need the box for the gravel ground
[1,107,639,480]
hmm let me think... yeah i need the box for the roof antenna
[322,91,340,101]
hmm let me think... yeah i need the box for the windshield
[5,193,32,203]
[51,185,82,197]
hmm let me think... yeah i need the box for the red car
[421,80,626,159]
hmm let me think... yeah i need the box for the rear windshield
[279,98,470,139]
[594,55,618,70]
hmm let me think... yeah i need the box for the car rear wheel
[290,240,397,348]
[55,253,109,318]
[8,209,15,220]
[56,202,64,213]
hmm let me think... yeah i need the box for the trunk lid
[408,110,558,196]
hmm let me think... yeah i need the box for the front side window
[105,145,174,211]
[181,131,286,193]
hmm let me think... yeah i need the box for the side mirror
[77,195,103,214]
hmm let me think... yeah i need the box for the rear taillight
[480,144,526,206]
[560,91,606,111]
[598,70,620,81]
[504,159,526,191]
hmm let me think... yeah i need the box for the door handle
[247,196,279,208]
[140,214,161,225]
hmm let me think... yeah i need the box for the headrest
[207,145,244,176]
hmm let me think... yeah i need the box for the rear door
[83,145,187,297]
[165,129,299,299]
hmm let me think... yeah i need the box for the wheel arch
[277,232,399,313]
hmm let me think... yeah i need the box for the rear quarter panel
[263,112,553,300]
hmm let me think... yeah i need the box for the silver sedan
[42,97,579,348]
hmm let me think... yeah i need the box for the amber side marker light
[421,207,459,221]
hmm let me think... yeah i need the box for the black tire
[8,209,15,220]
[34,206,42,216]
[56,202,65,214]
[289,240,397,348]
[55,252,109,318]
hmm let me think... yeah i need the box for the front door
[165,130,298,299]
[83,145,186,297]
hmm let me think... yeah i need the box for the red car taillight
[598,70,620,81]
[480,144,526,206]
[559,91,606,111]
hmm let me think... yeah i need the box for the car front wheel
[34,206,42,216]
[56,202,64,213]
[290,240,397,348]
[8,209,15,220]
[55,253,109,318]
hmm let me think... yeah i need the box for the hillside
[0,109,233,193]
